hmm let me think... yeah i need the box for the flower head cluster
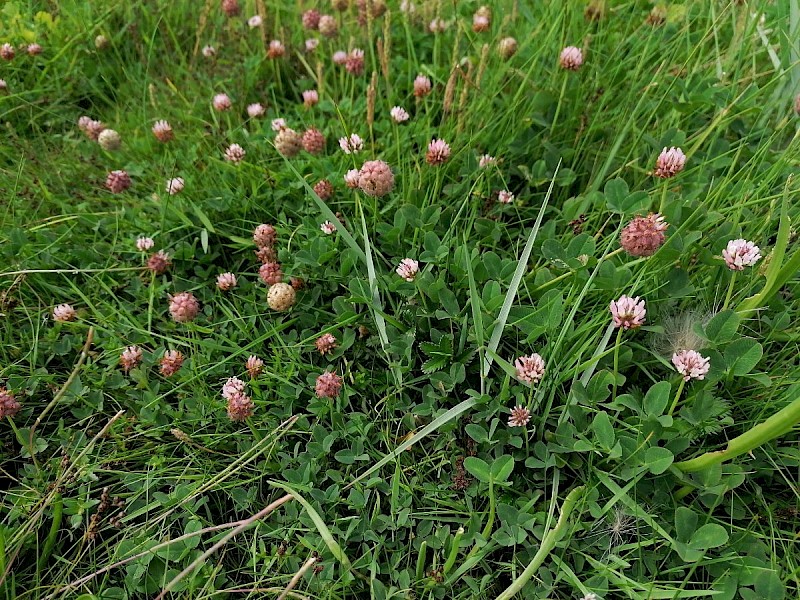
[654,147,686,178]
[216,272,237,291]
[610,295,646,329]
[390,106,410,123]
[152,120,173,142]
[358,160,394,197]
[320,220,337,234]
[302,9,321,29]
[246,355,264,378]
[79,116,106,141]
[396,258,419,282]
[98,129,121,151]
[253,224,276,248]
[222,376,254,421]
[319,15,338,37]
[339,133,364,154]
[0,388,21,419]
[315,371,343,398]
[514,353,545,384]
[267,282,296,311]
[498,190,514,204]
[479,154,496,168]
[345,49,365,75]
[106,170,131,193]
[224,143,246,163]
[426,139,451,165]
[559,46,583,70]
[620,213,668,257]
[303,89,319,107]
[672,350,710,381]
[498,37,518,60]
[275,128,303,157]
[302,128,325,154]
[315,333,338,355]
[120,345,143,373]
[53,303,77,322]
[508,405,531,427]
[166,177,184,195]
[247,15,262,28]
[414,75,432,97]
[169,291,200,323]
[136,236,155,252]
[314,180,334,201]
[267,40,285,58]
[160,350,184,377]
[722,239,761,271]
[247,103,265,118]
[472,6,491,32]
[147,250,171,274]
[259,262,283,285]
[213,93,232,111]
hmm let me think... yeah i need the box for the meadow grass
[1,1,800,598]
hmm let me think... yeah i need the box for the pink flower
[216,272,237,290]
[390,106,410,123]
[160,350,184,377]
[147,250,171,274]
[508,405,531,427]
[0,80,7,92]
[222,376,246,400]
[0,43,15,61]
[169,291,200,323]
[358,160,394,197]
[654,147,686,178]
[473,14,490,32]
[136,236,155,251]
[479,154,496,168]
[333,50,348,65]
[227,391,254,421]
[314,180,334,200]
[498,190,514,204]
[27,43,42,56]
[514,353,545,384]
[344,169,360,188]
[318,15,338,37]
[267,40,285,58]
[84,119,106,141]
[305,39,320,52]
[152,120,173,142]
[248,15,263,27]
[120,346,143,373]
[413,75,432,97]
[620,213,668,257]
[0,388,21,419]
[246,355,264,378]
[202,45,216,57]
[302,9,321,29]
[258,262,283,285]
[498,37,518,60]
[339,133,364,154]
[247,103,266,118]
[221,0,241,17]
[253,224,277,247]
[672,349,710,381]
[53,304,77,322]
[396,258,419,281]
[271,118,287,131]
[213,93,232,111]
[166,177,185,195]
[315,371,343,398]
[303,89,319,107]
[106,170,131,193]
[722,239,761,271]
[345,49,365,75]
[302,128,326,154]
[426,139,451,165]
[224,143,246,163]
[610,295,646,329]
[321,221,337,234]
[315,333,338,355]
[559,46,583,70]
[255,246,277,263]
[428,18,447,33]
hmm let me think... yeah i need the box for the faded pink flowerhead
[610,295,646,329]
[166,177,185,195]
[213,93,232,111]
[672,349,710,382]
[303,89,319,107]
[315,333,338,355]
[0,43,15,61]
[120,345,143,373]
[271,118,287,131]
[274,128,303,157]
[426,139,451,166]
[318,15,338,37]
[248,15,263,28]
[654,147,686,178]
[0,388,21,419]
[202,45,216,57]
[302,128,326,154]
[428,18,447,33]
[216,272,237,291]
[227,391,254,421]
[333,50,348,65]
[302,9,321,29]
[246,355,264,378]
[413,75,432,97]
[722,239,761,271]
[620,213,668,257]
[390,106,410,123]
[314,180,334,201]
[147,250,171,274]
[305,38,320,52]
[358,160,394,197]
[53,304,77,322]
[396,258,419,282]
[258,261,283,285]
[106,170,131,193]
[508,405,531,428]
[169,291,200,323]
[136,236,155,252]
[267,40,285,58]
[152,120,173,142]
[27,43,43,56]
[514,353,545,384]
[253,224,277,247]
[247,103,266,118]
[479,154,496,168]
[320,220,337,234]
[315,371,343,398]
[559,46,583,70]
[344,169,361,188]
[345,49,365,75]
[160,350,184,377]
[224,143,246,163]
[498,37,518,60]
[339,133,364,154]
[222,376,246,400]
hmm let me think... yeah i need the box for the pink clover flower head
[514,353,545,384]
[216,272,237,291]
[620,213,668,257]
[271,118,287,131]
[247,15,263,28]
[672,349,710,381]
[395,258,419,282]
[479,154,496,168]
[303,89,319,107]
[498,190,514,204]
[246,355,264,378]
[339,133,364,154]
[390,106,410,123]
[136,236,155,252]
[654,147,686,178]
[508,405,531,427]
[320,221,337,234]
[247,103,266,117]
[168,291,200,323]
[224,143,246,163]
[166,177,185,195]
[53,303,77,322]
[559,46,583,70]
[213,93,232,111]
[426,138,451,165]
[160,350,184,376]
[221,376,246,400]
[106,170,131,193]
[413,75,432,97]
[722,239,761,271]
[120,345,143,373]
[358,160,394,197]
[344,169,360,188]
[610,295,646,329]
[315,371,343,398]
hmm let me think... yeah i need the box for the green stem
[667,379,686,417]
[550,75,569,135]
[494,486,586,600]
[658,179,669,213]
[675,394,800,472]
[611,328,624,399]
[480,479,496,541]
[37,493,63,573]
[722,271,737,311]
